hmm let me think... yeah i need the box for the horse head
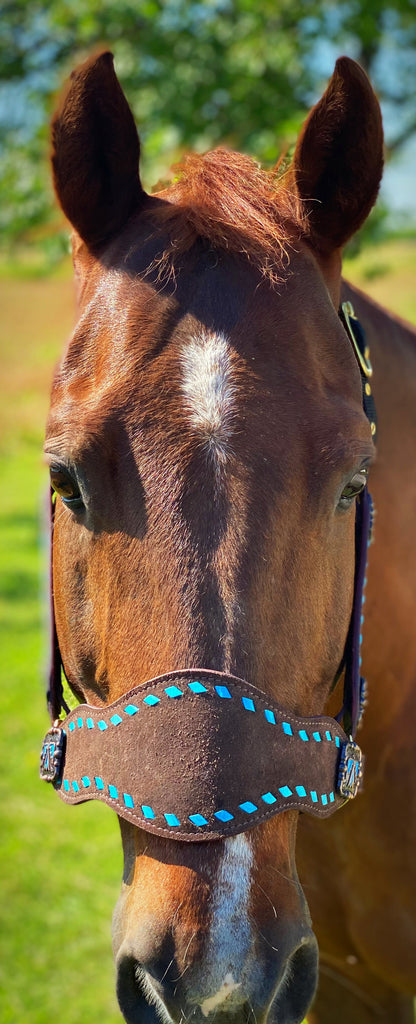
[44,53,383,1023]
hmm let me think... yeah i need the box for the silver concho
[40,726,65,783]
[337,740,363,800]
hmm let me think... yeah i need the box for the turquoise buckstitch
[261,792,276,804]
[239,801,257,813]
[189,813,208,826]
[242,697,255,712]
[279,786,292,798]
[215,685,232,699]
[215,809,233,822]
[188,681,207,694]
[164,813,180,826]
[65,778,334,821]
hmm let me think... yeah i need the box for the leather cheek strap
[40,669,362,841]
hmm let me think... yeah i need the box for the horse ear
[291,57,383,253]
[51,51,144,249]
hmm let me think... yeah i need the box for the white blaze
[180,329,236,458]
[199,835,254,1012]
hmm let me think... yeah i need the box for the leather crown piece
[40,669,363,841]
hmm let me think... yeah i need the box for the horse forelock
[121,148,305,287]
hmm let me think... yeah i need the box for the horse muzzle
[115,928,319,1024]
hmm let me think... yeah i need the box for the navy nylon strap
[47,491,69,721]
[340,301,377,442]
[341,487,373,736]
[338,301,376,737]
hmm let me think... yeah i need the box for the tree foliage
[1,0,415,249]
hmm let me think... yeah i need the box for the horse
[41,51,416,1024]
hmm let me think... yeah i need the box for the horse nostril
[117,956,170,1024]
[272,936,319,1024]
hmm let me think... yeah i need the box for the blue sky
[382,136,416,221]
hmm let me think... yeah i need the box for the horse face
[46,54,382,1023]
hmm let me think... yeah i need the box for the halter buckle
[337,740,363,799]
[341,301,373,378]
[40,726,66,783]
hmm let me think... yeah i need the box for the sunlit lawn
[0,240,414,1022]
[343,237,416,324]
[0,272,121,1023]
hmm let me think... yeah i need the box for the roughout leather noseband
[40,303,375,840]
[40,669,363,840]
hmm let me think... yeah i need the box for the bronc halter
[40,302,376,841]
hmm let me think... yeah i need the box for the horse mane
[145,148,305,285]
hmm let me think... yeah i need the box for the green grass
[343,237,416,324]
[0,242,414,1022]
[0,276,121,1022]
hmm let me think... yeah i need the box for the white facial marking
[200,973,241,1017]
[181,329,236,458]
[199,835,253,1009]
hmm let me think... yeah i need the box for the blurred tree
[0,0,415,251]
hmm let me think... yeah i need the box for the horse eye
[50,466,84,509]
[338,469,368,509]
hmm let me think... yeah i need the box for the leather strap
[341,487,373,736]
[40,669,362,841]
[47,492,69,721]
